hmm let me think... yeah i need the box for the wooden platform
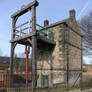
[10,33,56,50]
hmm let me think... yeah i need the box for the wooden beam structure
[11,0,38,18]
[9,0,55,89]
[31,4,37,87]
[9,0,39,88]
[9,17,18,88]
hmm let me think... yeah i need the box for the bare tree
[78,11,92,57]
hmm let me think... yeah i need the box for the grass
[1,77,92,92]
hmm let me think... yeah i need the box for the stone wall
[64,18,82,85]
[37,18,82,87]
[37,25,65,87]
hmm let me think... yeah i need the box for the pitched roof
[0,56,10,63]
[0,56,25,63]
[40,18,82,36]
[0,62,9,68]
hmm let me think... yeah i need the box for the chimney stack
[44,20,49,26]
[69,9,76,18]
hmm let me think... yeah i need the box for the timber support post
[9,17,18,88]
[9,0,39,88]
[31,5,37,88]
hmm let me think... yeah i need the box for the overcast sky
[0,0,92,63]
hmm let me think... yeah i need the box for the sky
[0,0,92,63]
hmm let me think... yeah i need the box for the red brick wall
[0,62,9,88]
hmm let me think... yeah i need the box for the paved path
[67,89,92,92]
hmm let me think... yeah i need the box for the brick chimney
[44,20,49,26]
[69,9,76,18]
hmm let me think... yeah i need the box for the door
[42,75,49,87]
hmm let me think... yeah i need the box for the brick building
[0,62,9,88]
[37,9,82,87]
[0,57,29,88]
